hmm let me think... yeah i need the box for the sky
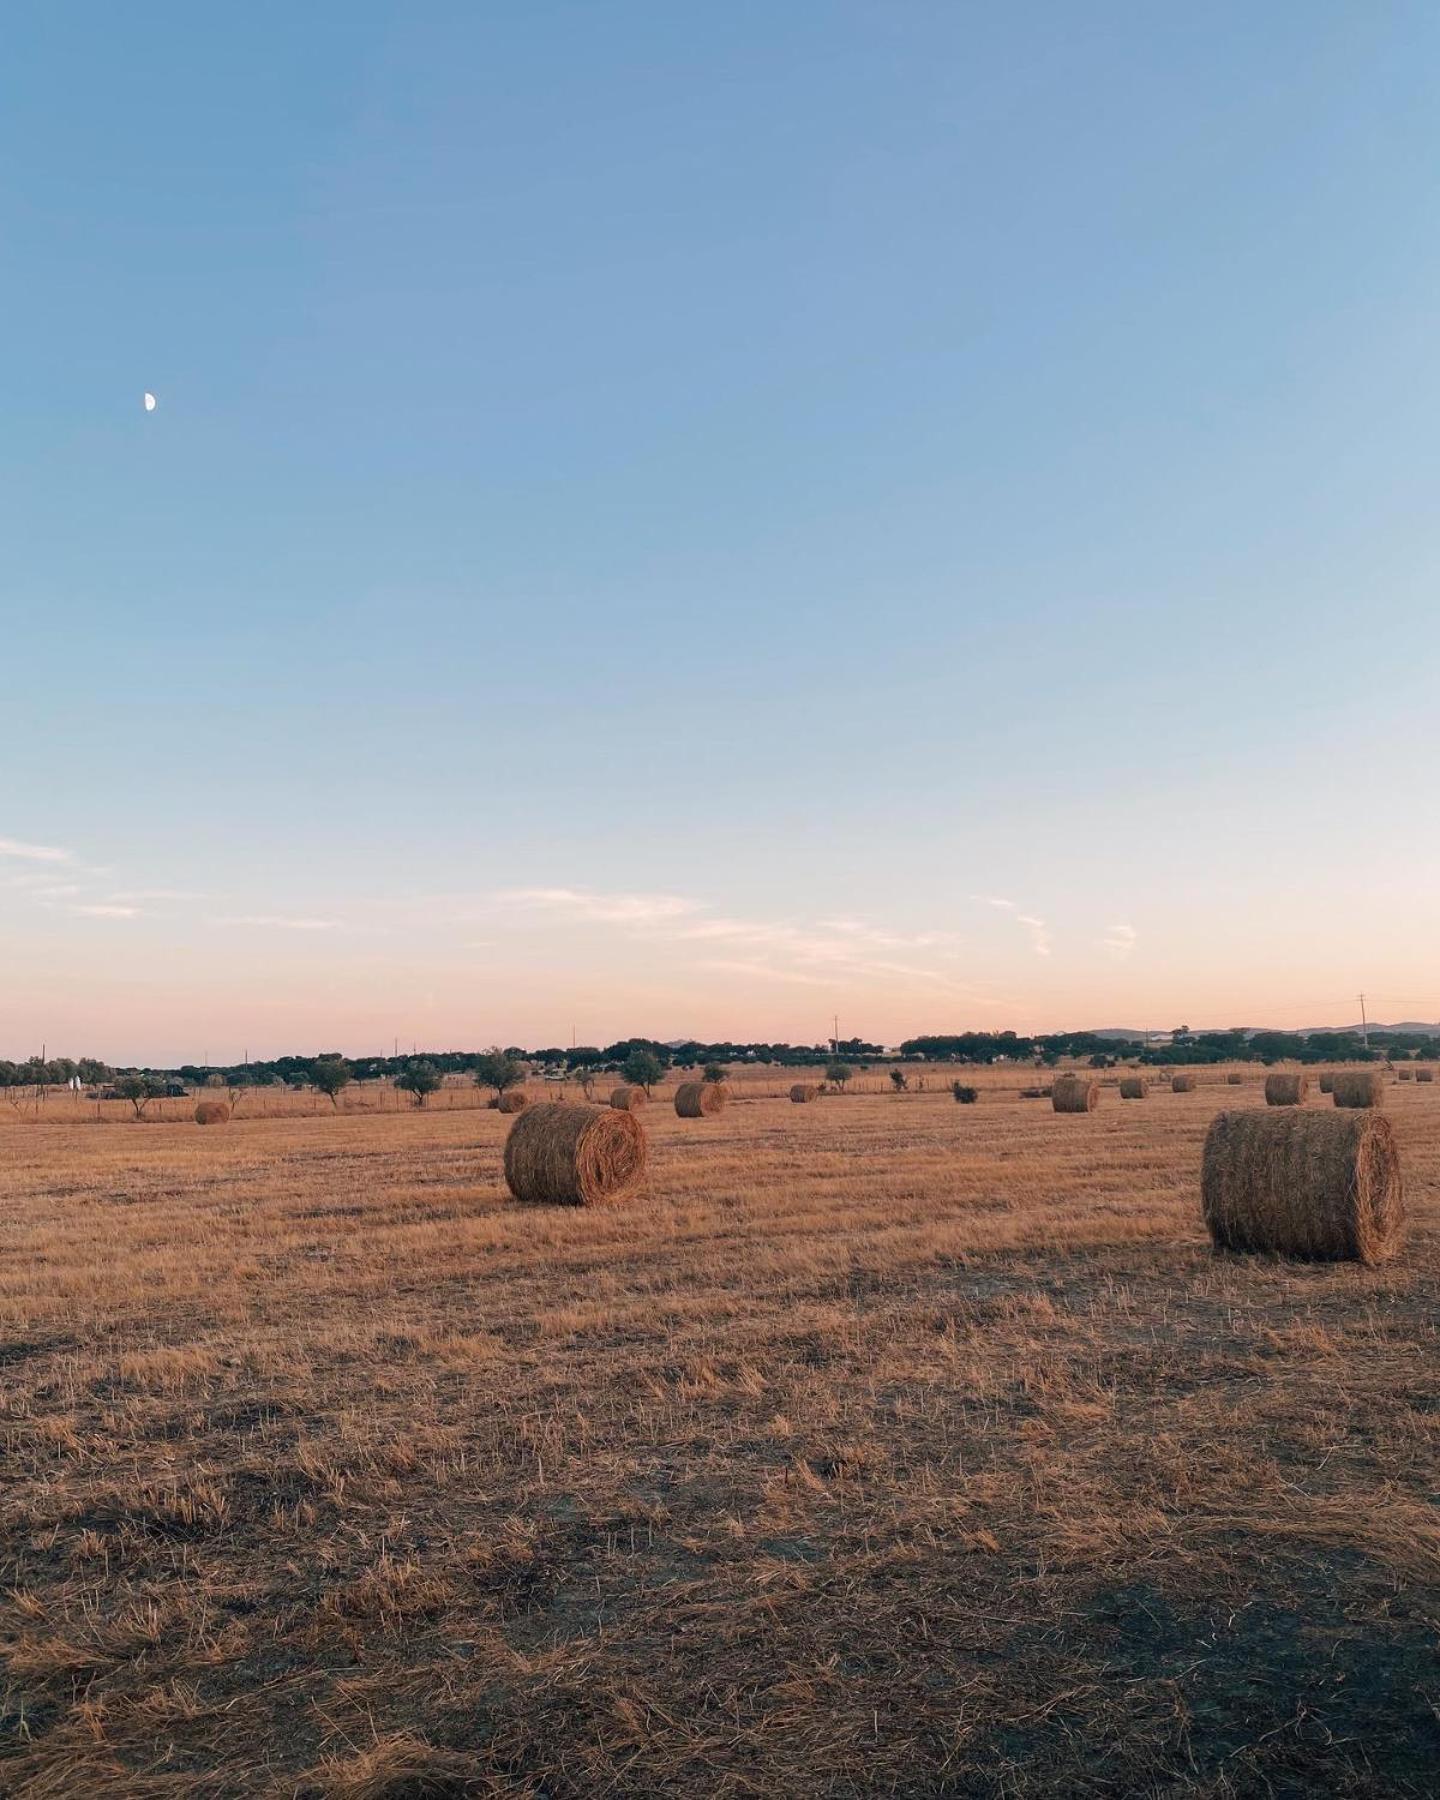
[4,2,1440,1064]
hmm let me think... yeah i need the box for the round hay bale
[609,1085,647,1110]
[1201,1109,1403,1264]
[675,1080,725,1118]
[1265,1073,1307,1107]
[194,1100,230,1125]
[1052,1075,1098,1113]
[789,1083,820,1103]
[1318,1074,1334,1094]
[1226,1073,1244,1085]
[1397,1067,1414,1081]
[1332,1070,1384,1109]
[497,1089,529,1115]
[1416,1067,1434,1084]
[1119,1077,1146,1099]
[503,1102,646,1207]
[1171,1074,1196,1093]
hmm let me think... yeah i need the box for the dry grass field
[2,1070,1438,1795]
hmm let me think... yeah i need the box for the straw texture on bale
[1397,1067,1413,1081]
[1417,1067,1435,1084]
[609,1085,647,1111]
[1171,1074,1196,1093]
[1318,1074,1334,1094]
[1201,1108,1404,1264]
[1119,1077,1146,1099]
[789,1084,820,1103]
[193,1100,230,1125]
[503,1102,646,1207]
[1265,1073,1308,1107]
[497,1089,529,1114]
[1227,1073,1244,1085]
[1052,1075,1098,1113]
[1332,1070,1384,1109]
[675,1080,726,1117]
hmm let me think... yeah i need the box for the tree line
[5,1025,1433,1112]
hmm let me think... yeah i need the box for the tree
[826,1061,853,1090]
[398,1061,442,1107]
[77,1057,109,1087]
[622,1050,664,1094]
[702,1062,727,1085]
[115,1073,159,1119]
[473,1051,524,1100]
[311,1057,352,1108]
[889,1068,908,1092]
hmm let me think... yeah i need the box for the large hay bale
[675,1080,725,1118]
[1397,1067,1414,1082]
[194,1100,230,1125]
[1318,1074,1334,1094]
[1416,1067,1434,1084]
[1171,1074,1196,1093]
[1201,1109,1403,1264]
[1226,1072,1244,1085]
[1119,1077,1146,1099]
[1052,1075,1098,1113]
[1332,1070,1384,1110]
[497,1089,529,1115]
[1265,1073,1307,1107]
[503,1102,646,1207]
[609,1085,647,1110]
[790,1083,820,1103]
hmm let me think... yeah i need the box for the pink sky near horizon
[5,849,1434,1064]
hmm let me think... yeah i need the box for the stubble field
[2,1071,1437,1795]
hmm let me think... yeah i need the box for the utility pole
[1359,993,1368,1049]
[832,1013,839,1057]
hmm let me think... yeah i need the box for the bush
[952,1081,978,1104]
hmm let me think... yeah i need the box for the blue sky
[4,4,1440,1061]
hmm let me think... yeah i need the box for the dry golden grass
[1,1070,1437,1794]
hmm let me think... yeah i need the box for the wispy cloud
[0,835,71,863]
[498,887,703,926]
[495,885,1006,1004]
[696,958,837,990]
[973,895,1050,957]
[1102,922,1137,960]
[107,888,203,904]
[69,903,138,919]
[213,914,339,932]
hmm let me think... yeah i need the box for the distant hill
[1088,1022,1440,1041]
[1305,1021,1440,1037]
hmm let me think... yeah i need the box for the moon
[143,392,157,412]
